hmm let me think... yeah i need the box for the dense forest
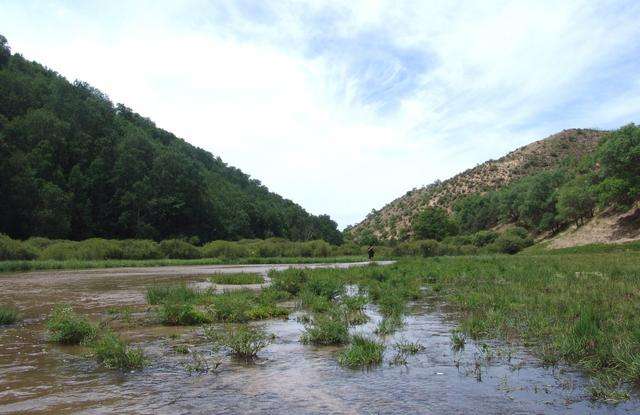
[0,36,342,244]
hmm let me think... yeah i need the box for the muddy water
[1,262,637,414]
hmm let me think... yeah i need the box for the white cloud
[2,0,639,228]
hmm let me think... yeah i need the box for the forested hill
[0,36,342,244]
[346,127,621,242]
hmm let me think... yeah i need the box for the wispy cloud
[2,0,639,228]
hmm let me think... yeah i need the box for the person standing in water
[367,245,375,261]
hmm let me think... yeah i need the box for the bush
[159,239,201,259]
[92,331,147,370]
[46,305,96,344]
[488,228,533,254]
[201,240,249,259]
[300,313,349,345]
[337,335,385,368]
[270,269,308,295]
[205,324,273,359]
[119,239,162,259]
[0,234,38,260]
[0,306,20,325]
[470,230,498,247]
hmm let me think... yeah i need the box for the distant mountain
[0,35,342,244]
[346,129,605,241]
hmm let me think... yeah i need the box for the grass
[451,331,466,351]
[205,324,273,360]
[206,290,289,322]
[46,305,96,344]
[0,306,20,325]
[394,340,425,355]
[337,335,385,368]
[300,313,350,345]
[209,273,264,285]
[157,302,211,326]
[146,284,200,305]
[0,256,371,273]
[91,331,147,370]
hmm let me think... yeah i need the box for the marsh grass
[46,305,96,344]
[91,331,147,370]
[337,335,385,368]
[394,340,425,355]
[375,315,404,336]
[205,324,273,360]
[451,331,466,352]
[157,302,210,326]
[0,306,20,325]
[209,273,264,285]
[146,284,199,305]
[206,290,289,322]
[300,313,350,345]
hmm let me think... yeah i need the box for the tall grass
[46,305,96,344]
[205,324,273,360]
[209,273,264,285]
[91,331,147,370]
[337,335,385,368]
[0,306,20,325]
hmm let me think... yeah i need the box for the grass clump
[209,273,264,285]
[394,340,425,355]
[206,290,288,322]
[451,331,466,352]
[0,306,20,325]
[375,315,404,336]
[91,331,147,370]
[338,335,385,368]
[300,313,350,345]
[46,305,96,344]
[205,324,273,360]
[146,284,199,305]
[157,302,210,326]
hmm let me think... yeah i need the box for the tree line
[0,35,342,244]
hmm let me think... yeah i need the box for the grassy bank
[0,256,373,273]
[267,253,640,399]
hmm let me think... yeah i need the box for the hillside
[347,129,606,241]
[0,36,342,244]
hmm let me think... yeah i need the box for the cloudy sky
[2,1,640,228]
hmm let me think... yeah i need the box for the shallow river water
[0,262,638,414]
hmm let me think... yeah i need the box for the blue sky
[2,0,640,228]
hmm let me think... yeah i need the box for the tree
[0,34,10,67]
[556,177,596,227]
[412,207,457,241]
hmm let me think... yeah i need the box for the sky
[2,0,640,229]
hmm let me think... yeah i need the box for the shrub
[201,240,249,259]
[205,324,273,359]
[159,239,201,259]
[300,313,349,345]
[119,239,162,259]
[92,331,147,370]
[470,230,498,247]
[46,305,96,344]
[0,234,38,260]
[0,306,20,325]
[337,335,385,368]
[270,269,308,295]
[157,302,210,325]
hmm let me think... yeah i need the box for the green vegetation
[209,273,264,285]
[205,324,273,360]
[46,305,96,344]
[337,335,385,368]
[394,340,425,355]
[157,302,210,326]
[0,305,20,325]
[146,284,199,305]
[301,313,350,345]
[0,36,341,244]
[91,331,147,370]
[412,207,458,241]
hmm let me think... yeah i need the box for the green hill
[0,36,341,244]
